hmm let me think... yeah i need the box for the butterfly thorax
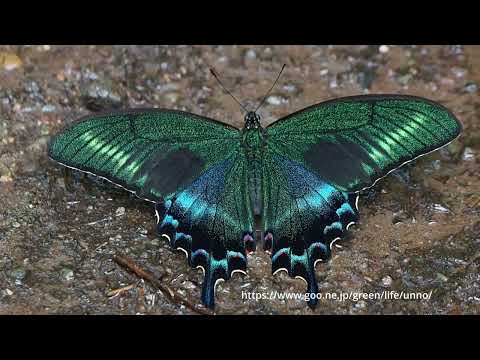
[242,112,266,216]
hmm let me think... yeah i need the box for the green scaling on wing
[47,109,241,202]
[266,95,462,193]
[261,94,462,307]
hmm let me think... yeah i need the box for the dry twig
[112,254,214,315]
[106,284,134,298]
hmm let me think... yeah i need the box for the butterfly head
[244,111,261,130]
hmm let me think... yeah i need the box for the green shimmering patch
[48,109,240,202]
[267,94,462,192]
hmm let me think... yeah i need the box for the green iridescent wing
[48,109,254,308]
[266,95,462,193]
[48,108,240,201]
[263,95,461,307]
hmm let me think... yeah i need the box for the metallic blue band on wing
[266,155,359,308]
[155,158,251,309]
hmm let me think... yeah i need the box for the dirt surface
[0,45,478,315]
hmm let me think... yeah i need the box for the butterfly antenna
[210,68,249,113]
[255,64,286,113]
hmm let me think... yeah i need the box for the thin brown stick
[106,284,135,298]
[112,254,214,315]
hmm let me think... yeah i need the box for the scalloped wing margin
[263,154,358,307]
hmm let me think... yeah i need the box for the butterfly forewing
[48,109,240,201]
[266,95,462,192]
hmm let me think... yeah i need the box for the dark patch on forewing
[304,137,379,190]
[138,148,205,196]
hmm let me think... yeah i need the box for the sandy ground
[0,45,478,314]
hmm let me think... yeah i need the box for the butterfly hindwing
[263,153,358,307]
[48,108,240,201]
[266,95,462,192]
[156,153,254,308]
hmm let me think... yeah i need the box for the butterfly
[47,68,462,310]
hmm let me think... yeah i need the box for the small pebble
[355,300,367,309]
[266,95,283,106]
[41,105,56,113]
[436,273,448,282]
[451,67,466,78]
[163,92,180,103]
[145,294,156,306]
[396,74,412,86]
[83,69,98,80]
[25,81,40,96]
[245,49,256,60]
[392,210,409,224]
[55,70,65,81]
[382,275,393,287]
[431,159,441,170]
[82,81,123,111]
[0,52,22,71]
[9,267,27,281]
[60,268,74,281]
[0,175,13,183]
[282,84,297,93]
[432,204,450,214]
[329,78,338,89]
[462,147,475,161]
[115,207,126,217]
[156,83,180,93]
[464,82,478,93]
[5,288,13,296]
[379,45,389,54]
[448,45,463,55]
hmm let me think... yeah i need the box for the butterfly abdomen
[242,127,267,217]
[246,155,263,216]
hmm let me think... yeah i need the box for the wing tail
[156,158,252,309]
[198,250,249,309]
[266,156,359,308]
